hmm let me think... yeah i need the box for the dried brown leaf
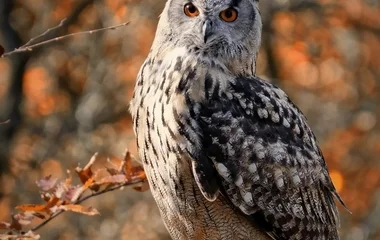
[58,205,100,216]
[13,213,34,226]
[63,184,87,202]
[55,174,92,202]
[83,176,95,189]
[0,234,17,240]
[45,196,60,209]
[31,212,45,220]
[79,175,97,194]
[64,170,72,186]
[106,157,121,170]
[119,150,146,184]
[0,222,10,230]
[48,205,59,214]
[121,150,133,177]
[105,167,119,176]
[133,180,150,192]
[131,165,145,178]
[36,175,58,192]
[16,205,46,213]
[9,215,22,231]
[75,153,98,184]
[95,174,126,185]
[40,193,51,202]
[22,231,41,239]
[55,179,75,200]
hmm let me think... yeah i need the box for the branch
[1,21,130,58]
[22,18,68,48]
[0,0,95,187]
[0,150,148,239]
[32,178,143,232]
[0,120,10,125]
[29,0,96,46]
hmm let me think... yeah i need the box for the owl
[130,0,346,239]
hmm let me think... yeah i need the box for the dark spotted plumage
[130,0,345,239]
[197,76,344,239]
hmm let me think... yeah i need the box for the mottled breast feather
[196,75,344,240]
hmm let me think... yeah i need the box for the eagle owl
[130,0,345,239]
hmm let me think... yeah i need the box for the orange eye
[220,8,238,22]
[184,3,199,17]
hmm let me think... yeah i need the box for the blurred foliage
[0,0,379,239]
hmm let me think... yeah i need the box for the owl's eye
[219,8,238,22]
[184,3,199,17]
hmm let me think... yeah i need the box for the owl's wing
[194,76,345,239]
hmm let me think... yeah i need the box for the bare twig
[0,120,10,125]
[1,21,130,58]
[22,19,68,48]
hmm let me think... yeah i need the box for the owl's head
[153,0,262,74]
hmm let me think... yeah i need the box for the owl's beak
[202,20,213,43]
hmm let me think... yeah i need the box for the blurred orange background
[0,0,379,239]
